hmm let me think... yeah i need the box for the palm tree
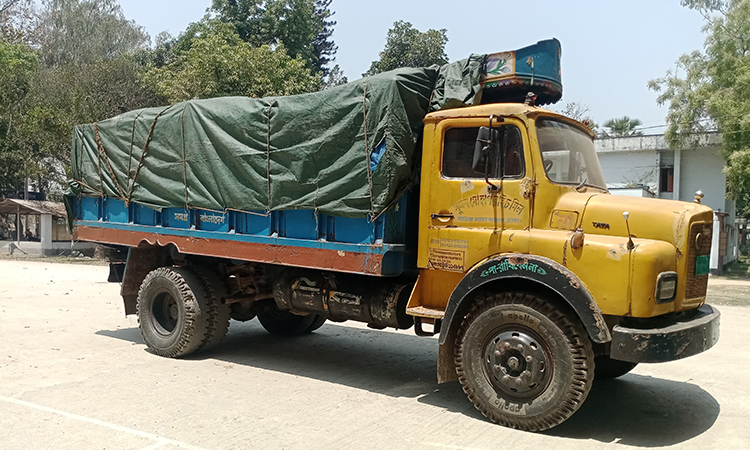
[601,116,643,137]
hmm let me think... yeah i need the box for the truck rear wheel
[594,356,638,380]
[455,292,594,431]
[306,314,327,332]
[137,267,211,357]
[257,306,324,336]
[190,266,231,351]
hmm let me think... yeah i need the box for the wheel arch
[437,254,611,383]
[121,244,172,315]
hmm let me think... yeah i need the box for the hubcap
[483,329,552,400]
[151,292,179,335]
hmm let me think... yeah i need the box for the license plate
[695,255,710,276]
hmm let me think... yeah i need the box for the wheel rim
[151,292,179,335]
[482,327,552,401]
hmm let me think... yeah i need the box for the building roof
[595,132,721,153]
[0,199,67,217]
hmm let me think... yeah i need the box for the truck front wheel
[137,267,211,357]
[455,292,594,431]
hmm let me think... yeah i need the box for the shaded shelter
[0,199,92,256]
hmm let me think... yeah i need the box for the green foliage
[144,23,321,102]
[0,40,36,111]
[30,55,161,157]
[0,40,37,194]
[650,0,750,217]
[600,116,643,137]
[1,0,160,198]
[209,0,338,75]
[34,0,150,68]
[364,21,448,76]
[1,0,337,198]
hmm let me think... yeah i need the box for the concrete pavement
[1,259,748,449]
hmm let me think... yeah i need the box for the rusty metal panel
[75,225,390,276]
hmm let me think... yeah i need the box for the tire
[594,355,638,380]
[306,314,327,332]
[257,307,320,336]
[190,266,231,351]
[137,267,211,357]
[455,292,594,431]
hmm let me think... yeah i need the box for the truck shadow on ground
[97,320,719,446]
[546,376,719,446]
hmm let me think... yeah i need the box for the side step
[407,307,444,337]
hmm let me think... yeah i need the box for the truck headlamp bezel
[655,271,679,304]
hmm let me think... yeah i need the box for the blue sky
[118,0,707,132]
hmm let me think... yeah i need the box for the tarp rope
[266,100,275,214]
[180,105,189,210]
[94,122,127,201]
[127,110,144,185]
[126,105,174,206]
[362,79,376,221]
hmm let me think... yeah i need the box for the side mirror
[472,126,499,174]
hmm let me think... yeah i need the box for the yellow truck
[67,39,720,431]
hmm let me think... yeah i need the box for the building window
[660,167,674,193]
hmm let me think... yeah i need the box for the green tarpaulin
[69,57,485,219]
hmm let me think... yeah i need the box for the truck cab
[407,103,719,429]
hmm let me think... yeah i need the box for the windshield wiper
[575,178,588,192]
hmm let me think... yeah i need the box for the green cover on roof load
[68,59,484,219]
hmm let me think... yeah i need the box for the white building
[596,133,738,274]
[0,199,95,256]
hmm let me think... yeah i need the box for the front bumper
[610,304,720,363]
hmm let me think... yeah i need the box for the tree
[558,102,598,133]
[209,0,338,75]
[311,0,337,74]
[364,21,448,76]
[323,63,347,88]
[601,116,643,137]
[34,0,149,68]
[0,40,37,195]
[649,0,750,217]
[144,22,321,102]
[0,0,36,43]
[7,0,160,197]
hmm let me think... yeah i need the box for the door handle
[430,213,454,220]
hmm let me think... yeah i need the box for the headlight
[655,272,678,304]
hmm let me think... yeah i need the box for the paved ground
[1,259,749,450]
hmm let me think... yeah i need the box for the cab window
[442,125,524,179]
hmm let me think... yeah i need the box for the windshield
[536,118,606,190]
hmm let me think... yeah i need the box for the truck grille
[685,222,712,301]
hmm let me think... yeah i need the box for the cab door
[418,117,533,274]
